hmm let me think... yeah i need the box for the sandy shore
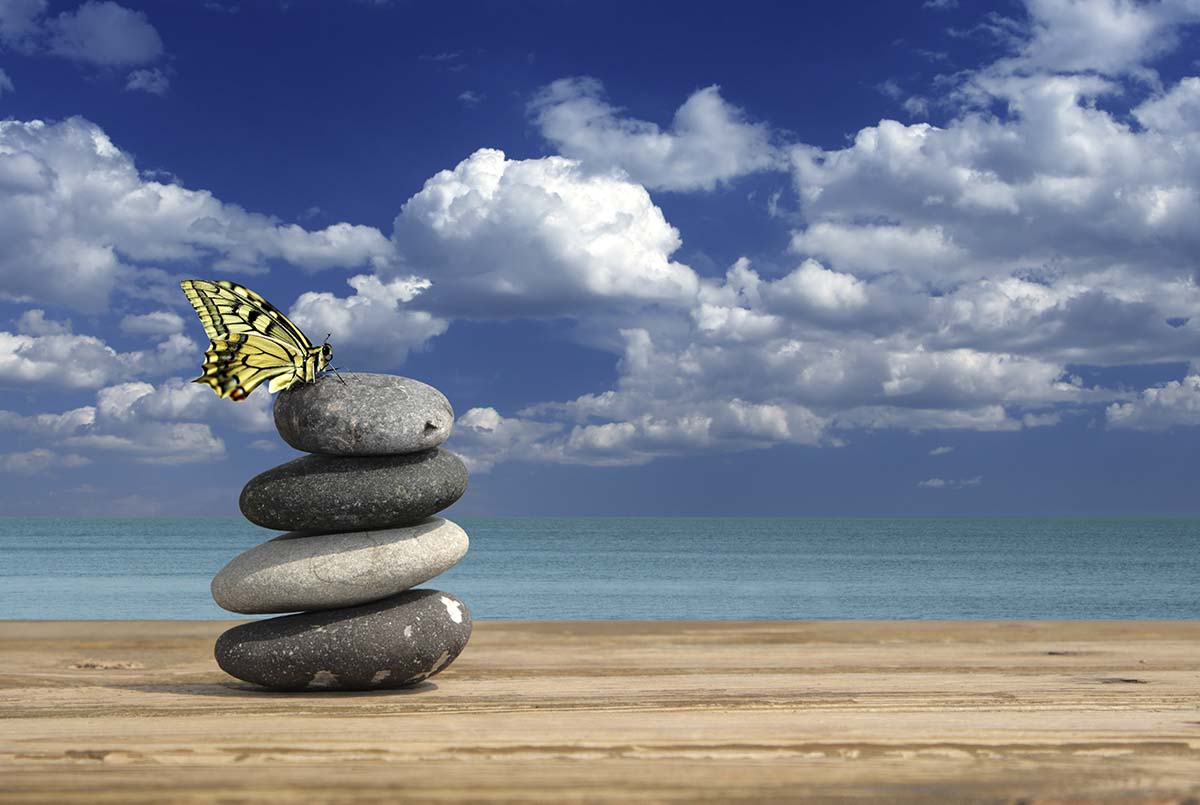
[1,620,1198,802]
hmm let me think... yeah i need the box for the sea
[1,517,1197,620]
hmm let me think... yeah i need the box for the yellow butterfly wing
[181,279,315,350]
[180,280,328,401]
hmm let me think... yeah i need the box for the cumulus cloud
[63,423,224,464]
[119,310,184,336]
[0,328,194,389]
[16,309,71,336]
[784,18,1200,373]
[531,77,781,191]
[8,0,1200,478]
[392,147,699,316]
[452,407,565,472]
[996,0,1200,78]
[46,1,163,66]
[790,221,969,282]
[289,274,448,365]
[1106,374,1200,430]
[788,75,1200,297]
[0,376,272,466]
[1134,76,1200,133]
[0,117,396,312]
[90,376,272,433]
[454,395,826,472]
[436,230,1086,467]
[765,260,869,316]
[0,406,96,437]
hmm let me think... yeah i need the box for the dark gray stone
[211,518,470,614]
[239,449,468,532]
[214,589,472,691]
[274,373,453,456]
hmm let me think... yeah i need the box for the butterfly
[180,279,332,401]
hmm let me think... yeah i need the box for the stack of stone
[211,373,472,691]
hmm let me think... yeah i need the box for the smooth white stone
[212,518,468,614]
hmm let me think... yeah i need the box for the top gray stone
[274,373,453,456]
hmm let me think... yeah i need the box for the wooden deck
[2,620,1198,802]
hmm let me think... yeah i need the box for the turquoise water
[0,517,1196,620]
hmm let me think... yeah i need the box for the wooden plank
[1,620,1198,802]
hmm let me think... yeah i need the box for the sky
[3,0,1200,517]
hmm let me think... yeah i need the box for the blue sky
[3,0,1200,516]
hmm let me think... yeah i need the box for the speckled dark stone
[274,373,453,456]
[214,589,472,691]
[239,449,468,532]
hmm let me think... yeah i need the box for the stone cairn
[211,373,472,691]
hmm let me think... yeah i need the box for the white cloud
[125,66,168,95]
[0,376,273,466]
[0,328,194,389]
[93,377,273,433]
[782,34,1200,374]
[919,475,982,489]
[836,405,1021,432]
[63,423,223,464]
[15,309,71,335]
[289,273,448,365]
[119,310,184,336]
[788,76,1200,297]
[997,0,1200,78]
[531,77,781,192]
[0,448,90,473]
[930,445,954,455]
[766,260,869,315]
[791,221,969,281]
[454,396,827,471]
[453,407,565,472]
[879,348,1077,407]
[393,147,699,315]
[46,1,163,66]
[1134,76,1200,134]
[0,67,13,96]
[0,406,96,437]
[9,1,1200,477]
[0,117,395,312]
[457,90,482,106]
[1021,410,1062,427]
[1106,374,1200,430]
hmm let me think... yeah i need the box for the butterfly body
[181,279,331,401]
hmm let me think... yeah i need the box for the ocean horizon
[2,516,1196,620]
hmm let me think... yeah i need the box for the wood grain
[1,620,1198,802]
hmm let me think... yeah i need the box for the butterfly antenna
[319,333,348,385]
